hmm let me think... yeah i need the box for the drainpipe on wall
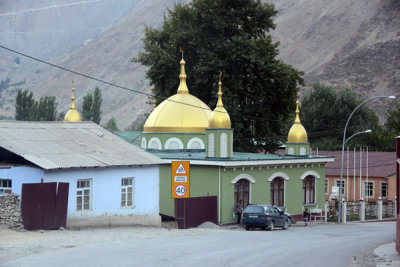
[218,167,221,224]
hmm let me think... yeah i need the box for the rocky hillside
[0,0,399,128]
[271,0,400,122]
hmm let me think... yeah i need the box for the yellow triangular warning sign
[176,163,187,174]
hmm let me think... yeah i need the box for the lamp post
[337,95,395,224]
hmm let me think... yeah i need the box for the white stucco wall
[0,166,43,194]
[2,164,161,227]
[44,166,160,217]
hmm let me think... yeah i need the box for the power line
[0,45,391,141]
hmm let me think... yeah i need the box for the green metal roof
[150,150,331,162]
[115,131,141,147]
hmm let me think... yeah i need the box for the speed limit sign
[174,184,187,197]
[172,161,190,198]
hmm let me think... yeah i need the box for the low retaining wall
[0,193,23,228]
[67,214,162,228]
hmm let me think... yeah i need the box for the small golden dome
[64,82,82,122]
[143,52,211,133]
[209,72,231,128]
[287,92,308,143]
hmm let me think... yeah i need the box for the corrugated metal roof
[0,121,165,170]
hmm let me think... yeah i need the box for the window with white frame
[324,179,328,195]
[336,180,345,195]
[77,179,91,211]
[303,176,315,204]
[121,177,134,207]
[381,182,388,198]
[0,179,12,194]
[364,182,374,197]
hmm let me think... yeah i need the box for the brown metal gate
[174,196,217,229]
[21,182,69,230]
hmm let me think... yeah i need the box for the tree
[15,90,60,122]
[37,96,58,121]
[103,117,120,132]
[385,102,400,133]
[82,87,102,124]
[300,84,385,150]
[15,89,37,121]
[134,0,304,152]
[82,93,93,121]
[92,87,102,124]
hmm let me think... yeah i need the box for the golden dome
[209,72,231,128]
[143,53,211,133]
[64,83,82,122]
[287,92,308,143]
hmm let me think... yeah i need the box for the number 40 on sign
[171,161,190,198]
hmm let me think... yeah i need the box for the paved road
[0,222,395,267]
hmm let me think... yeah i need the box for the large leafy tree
[134,0,304,152]
[82,87,102,124]
[299,84,389,150]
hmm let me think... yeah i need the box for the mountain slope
[0,0,399,127]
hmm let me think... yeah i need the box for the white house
[0,121,166,227]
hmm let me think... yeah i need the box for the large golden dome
[64,85,82,122]
[287,93,308,143]
[143,57,211,133]
[209,73,231,128]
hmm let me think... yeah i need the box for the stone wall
[0,193,23,228]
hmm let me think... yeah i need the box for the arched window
[165,138,183,150]
[234,179,250,208]
[187,138,205,150]
[141,137,147,149]
[303,176,315,204]
[271,177,284,207]
[148,137,161,150]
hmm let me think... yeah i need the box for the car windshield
[244,206,264,213]
[265,206,275,213]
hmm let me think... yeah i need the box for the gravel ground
[0,222,398,266]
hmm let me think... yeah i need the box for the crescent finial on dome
[216,71,224,108]
[295,92,301,124]
[70,80,76,110]
[209,72,231,129]
[177,48,189,94]
[287,91,308,143]
[64,81,82,122]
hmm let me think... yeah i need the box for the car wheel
[244,225,250,231]
[269,221,274,231]
[283,220,288,230]
[287,217,292,227]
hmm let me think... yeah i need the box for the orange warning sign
[172,161,190,198]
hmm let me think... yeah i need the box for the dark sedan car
[241,204,289,231]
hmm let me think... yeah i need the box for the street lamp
[337,96,395,224]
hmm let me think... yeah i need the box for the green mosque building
[139,55,333,224]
